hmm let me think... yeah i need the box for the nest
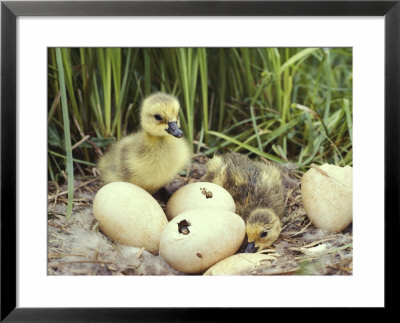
[47,154,352,276]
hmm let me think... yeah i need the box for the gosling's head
[245,208,282,253]
[140,92,183,138]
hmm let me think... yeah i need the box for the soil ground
[48,154,352,276]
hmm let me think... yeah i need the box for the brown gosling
[202,152,285,252]
[97,92,191,194]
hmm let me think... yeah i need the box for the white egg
[159,208,245,274]
[203,253,275,275]
[301,164,352,232]
[93,182,168,254]
[166,182,235,220]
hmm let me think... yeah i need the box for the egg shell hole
[178,220,191,235]
[165,182,236,220]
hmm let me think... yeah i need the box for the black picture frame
[1,0,398,321]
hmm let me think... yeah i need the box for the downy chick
[202,152,285,252]
[98,92,191,194]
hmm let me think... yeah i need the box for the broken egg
[165,182,235,220]
[301,164,352,232]
[159,208,245,274]
[203,253,275,275]
[93,182,168,254]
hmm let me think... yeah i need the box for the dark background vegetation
[48,47,352,182]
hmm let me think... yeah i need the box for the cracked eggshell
[159,208,245,274]
[93,182,168,254]
[301,164,352,232]
[166,182,235,220]
[203,253,275,275]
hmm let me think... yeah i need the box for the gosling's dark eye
[154,114,162,121]
[259,231,268,238]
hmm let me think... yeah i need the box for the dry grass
[47,154,352,276]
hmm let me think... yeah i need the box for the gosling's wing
[256,163,285,217]
[98,140,123,183]
[98,134,139,183]
[202,155,224,182]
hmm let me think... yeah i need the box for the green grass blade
[279,48,319,74]
[198,48,209,143]
[240,48,254,97]
[177,48,197,150]
[98,48,112,136]
[90,73,106,135]
[249,105,262,150]
[208,130,285,163]
[112,48,135,139]
[343,98,353,146]
[217,49,227,132]
[60,49,83,131]
[55,48,74,218]
[323,49,332,121]
[49,150,97,167]
[111,48,121,107]
[144,49,151,96]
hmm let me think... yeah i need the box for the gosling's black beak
[244,241,258,253]
[165,121,183,138]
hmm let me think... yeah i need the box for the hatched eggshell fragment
[166,182,235,220]
[93,182,168,254]
[159,208,245,274]
[301,164,352,232]
[203,253,275,276]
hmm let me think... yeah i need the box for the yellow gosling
[98,92,191,194]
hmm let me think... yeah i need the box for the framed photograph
[1,0,398,320]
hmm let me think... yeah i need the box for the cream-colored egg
[203,253,275,275]
[93,182,168,254]
[159,208,245,274]
[166,182,235,220]
[301,164,352,232]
